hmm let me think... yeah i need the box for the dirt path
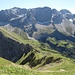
[37,69,66,73]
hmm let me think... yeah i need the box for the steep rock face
[0,7,27,23]
[0,7,75,38]
[0,10,10,22]
[0,7,75,26]
[0,7,74,24]
[0,32,32,62]
[32,7,52,25]
[52,14,62,24]
[73,20,75,24]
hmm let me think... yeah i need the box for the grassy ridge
[0,27,75,75]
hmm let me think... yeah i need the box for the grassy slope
[0,57,75,75]
[0,26,41,48]
[0,27,75,75]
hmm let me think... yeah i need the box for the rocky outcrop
[18,50,62,68]
[32,7,52,24]
[0,32,33,62]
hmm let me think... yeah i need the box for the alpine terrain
[0,7,75,75]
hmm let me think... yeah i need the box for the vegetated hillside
[4,24,28,40]
[0,57,75,75]
[0,26,75,75]
[0,26,33,62]
[0,26,63,67]
[34,29,75,59]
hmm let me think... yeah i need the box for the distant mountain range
[0,7,75,36]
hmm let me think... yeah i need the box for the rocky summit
[0,7,75,37]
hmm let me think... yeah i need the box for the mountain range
[0,7,75,75]
[0,7,75,36]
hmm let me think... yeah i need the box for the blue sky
[0,0,75,13]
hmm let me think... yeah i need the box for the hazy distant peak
[60,9,71,14]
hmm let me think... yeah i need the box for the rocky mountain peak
[60,9,71,14]
[0,7,75,36]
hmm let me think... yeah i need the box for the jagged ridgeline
[0,7,75,37]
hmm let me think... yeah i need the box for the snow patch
[69,19,73,22]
